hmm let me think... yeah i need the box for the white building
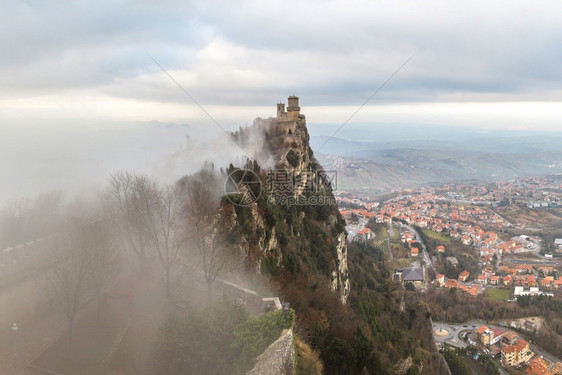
[514,286,554,297]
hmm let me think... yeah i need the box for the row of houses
[365,188,555,269]
[474,327,533,367]
[370,195,516,267]
[472,321,562,374]
[474,274,562,289]
[526,357,562,375]
[471,262,562,292]
[473,327,562,372]
[436,275,484,297]
[513,286,554,298]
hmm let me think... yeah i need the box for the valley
[339,173,562,374]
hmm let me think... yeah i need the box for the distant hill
[308,124,562,194]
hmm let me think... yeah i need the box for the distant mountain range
[308,124,562,194]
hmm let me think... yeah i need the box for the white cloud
[5,0,562,208]
[0,0,561,129]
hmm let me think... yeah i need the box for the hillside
[220,97,450,374]
[309,128,562,195]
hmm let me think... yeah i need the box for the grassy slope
[485,288,511,302]
[424,230,452,243]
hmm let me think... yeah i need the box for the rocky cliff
[227,96,349,304]
[222,97,448,374]
[246,329,295,375]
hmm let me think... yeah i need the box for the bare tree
[0,191,62,247]
[147,183,186,297]
[103,171,156,272]
[87,219,119,320]
[45,225,95,347]
[104,171,195,297]
[179,167,240,304]
[45,215,118,346]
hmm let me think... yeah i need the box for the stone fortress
[252,95,350,305]
[255,95,305,138]
[252,94,312,171]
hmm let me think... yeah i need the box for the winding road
[432,320,562,366]
[400,223,434,275]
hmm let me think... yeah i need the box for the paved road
[432,321,562,365]
[346,218,368,241]
[502,258,557,266]
[401,224,434,272]
[0,262,66,374]
[1,235,56,289]
[433,322,469,348]
[387,223,396,239]
[433,320,512,375]
[386,238,393,261]
[528,341,560,367]
[432,320,490,348]
[384,223,395,261]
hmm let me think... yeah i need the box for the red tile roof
[446,279,459,288]
[513,339,529,352]
[476,326,489,335]
[490,328,504,338]
[459,284,481,296]
[503,345,516,354]
[357,228,371,235]
[526,357,551,375]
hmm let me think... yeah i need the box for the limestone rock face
[331,232,350,304]
[237,96,350,304]
[246,329,295,375]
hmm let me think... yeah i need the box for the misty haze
[2,1,562,375]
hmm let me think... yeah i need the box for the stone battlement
[257,95,302,137]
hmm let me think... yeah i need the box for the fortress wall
[256,96,301,137]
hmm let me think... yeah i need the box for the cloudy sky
[1,0,561,204]
[2,0,562,130]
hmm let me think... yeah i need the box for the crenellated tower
[255,95,303,137]
[286,95,300,120]
[276,102,286,119]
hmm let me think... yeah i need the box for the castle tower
[276,102,286,119]
[287,95,300,120]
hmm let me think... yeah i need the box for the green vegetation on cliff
[226,163,446,373]
[152,299,295,375]
[153,109,449,374]
[221,114,449,373]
